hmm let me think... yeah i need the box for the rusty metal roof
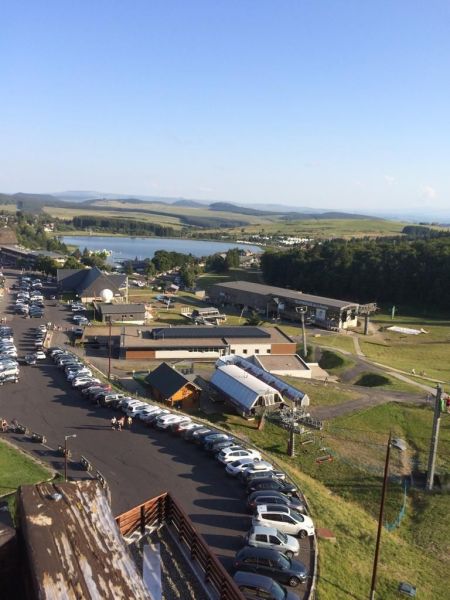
[17,481,150,600]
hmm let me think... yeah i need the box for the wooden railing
[116,493,244,600]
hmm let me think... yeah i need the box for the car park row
[41,344,315,599]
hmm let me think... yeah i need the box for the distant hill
[172,199,205,208]
[281,210,381,221]
[209,202,278,216]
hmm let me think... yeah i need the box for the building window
[267,349,271,354]
[231,349,235,354]
[243,349,248,354]
[255,349,260,354]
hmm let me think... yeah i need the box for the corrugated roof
[210,364,281,410]
[18,481,150,600]
[211,280,359,309]
[151,326,270,340]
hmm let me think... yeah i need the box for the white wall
[229,343,272,356]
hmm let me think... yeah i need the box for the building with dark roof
[120,325,296,360]
[0,244,67,267]
[145,362,200,409]
[57,266,127,302]
[94,302,147,323]
[209,280,361,330]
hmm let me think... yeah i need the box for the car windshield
[269,579,287,600]
[276,530,288,543]
[291,509,304,521]
[278,554,290,569]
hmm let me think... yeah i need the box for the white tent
[211,364,283,416]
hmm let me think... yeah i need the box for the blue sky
[1,1,449,213]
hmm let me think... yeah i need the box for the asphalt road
[0,269,313,589]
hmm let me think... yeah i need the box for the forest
[71,216,177,237]
[261,234,450,310]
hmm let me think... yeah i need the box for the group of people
[111,416,132,431]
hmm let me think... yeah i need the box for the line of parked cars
[23,324,49,364]
[0,325,19,385]
[13,276,45,318]
[44,347,313,599]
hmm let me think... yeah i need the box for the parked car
[155,414,187,430]
[244,526,300,557]
[244,470,287,486]
[24,354,37,365]
[201,433,231,449]
[246,491,307,515]
[125,402,149,417]
[234,546,308,587]
[247,478,297,496]
[0,373,19,385]
[73,377,100,388]
[171,420,198,434]
[169,417,193,433]
[239,461,274,483]
[226,458,262,477]
[181,425,209,440]
[141,409,170,424]
[34,351,46,360]
[207,439,237,455]
[217,447,261,465]
[233,571,300,600]
[252,505,314,538]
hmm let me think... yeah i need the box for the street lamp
[64,434,77,482]
[295,306,308,359]
[107,317,112,380]
[369,432,407,600]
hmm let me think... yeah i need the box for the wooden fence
[116,493,244,600]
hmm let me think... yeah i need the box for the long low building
[0,244,67,267]
[209,280,361,330]
[120,325,296,360]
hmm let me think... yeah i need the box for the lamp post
[108,317,112,380]
[64,434,77,482]
[295,306,308,359]
[369,432,407,600]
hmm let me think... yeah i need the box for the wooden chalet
[145,362,201,410]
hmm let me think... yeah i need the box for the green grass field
[313,333,356,354]
[361,312,450,383]
[0,439,53,496]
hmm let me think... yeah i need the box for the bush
[355,372,391,387]
[319,350,345,370]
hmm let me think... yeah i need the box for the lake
[61,235,262,262]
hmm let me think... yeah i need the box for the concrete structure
[210,364,284,416]
[252,353,312,379]
[57,266,127,302]
[145,362,201,410]
[0,244,67,268]
[120,325,296,360]
[209,280,360,330]
[94,301,147,324]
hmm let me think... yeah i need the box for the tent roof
[211,364,280,410]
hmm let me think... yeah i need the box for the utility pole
[426,385,443,491]
[369,431,392,600]
[108,318,112,381]
[296,306,308,359]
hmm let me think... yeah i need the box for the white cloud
[421,185,437,200]
[384,175,396,185]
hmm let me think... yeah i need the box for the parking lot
[0,269,313,589]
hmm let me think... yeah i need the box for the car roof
[233,570,277,588]
[250,525,279,536]
[236,546,280,560]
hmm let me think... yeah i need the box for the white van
[252,505,315,538]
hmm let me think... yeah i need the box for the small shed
[210,364,283,417]
[16,480,150,600]
[145,362,201,409]
[95,302,147,323]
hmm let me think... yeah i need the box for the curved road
[0,270,313,589]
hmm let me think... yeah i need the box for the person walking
[111,416,117,430]
[117,417,125,431]
[127,416,132,428]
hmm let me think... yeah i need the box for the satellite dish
[100,288,114,303]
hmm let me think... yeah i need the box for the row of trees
[261,236,450,310]
[15,213,68,253]
[71,215,177,237]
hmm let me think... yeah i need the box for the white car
[240,461,274,481]
[120,399,143,412]
[155,414,187,430]
[225,458,262,477]
[134,405,160,419]
[72,377,100,388]
[217,447,261,465]
[0,350,18,359]
[34,351,46,360]
[252,505,315,538]
[125,402,148,417]
[67,369,92,381]
[141,408,169,423]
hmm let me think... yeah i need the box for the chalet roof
[145,362,199,398]
[57,267,127,296]
[17,480,150,600]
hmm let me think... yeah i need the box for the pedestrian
[117,417,124,431]
[1,418,8,432]
[127,416,132,428]
[111,416,117,430]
